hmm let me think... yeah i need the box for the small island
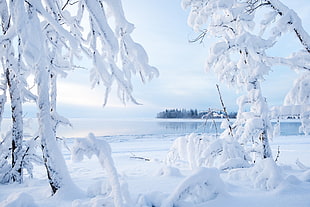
[156,108,237,119]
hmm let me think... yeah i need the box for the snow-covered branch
[267,0,310,53]
[72,133,125,207]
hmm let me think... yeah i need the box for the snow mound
[72,197,113,207]
[227,158,283,190]
[156,166,182,177]
[166,133,249,170]
[87,180,111,198]
[136,191,167,207]
[249,158,283,190]
[301,170,310,182]
[161,168,227,207]
[0,192,37,207]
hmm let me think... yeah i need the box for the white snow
[0,120,309,207]
[0,192,37,207]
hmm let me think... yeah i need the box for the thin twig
[130,156,150,162]
[189,29,208,44]
[274,146,280,162]
[129,152,150,161]
[216,84,234,138]
[62,0,79,10]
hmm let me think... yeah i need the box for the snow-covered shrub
[0,130,42,183]
[72,133,128,207]
[248,158,283,190]
[161,168,227,207]
[22,138,43,179]
[166,133,249,170]
[228,158,283,191]
[285,73,310,135]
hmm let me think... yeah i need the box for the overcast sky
[51,0,310,119]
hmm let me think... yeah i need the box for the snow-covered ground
[0,120,310,207]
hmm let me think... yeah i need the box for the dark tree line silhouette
[156,109,237,119]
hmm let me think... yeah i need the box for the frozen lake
[56,118,302,138]
[1,118,303,139]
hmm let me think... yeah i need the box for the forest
[156,108,237,119]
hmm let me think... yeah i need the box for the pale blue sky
[40,0,310,118]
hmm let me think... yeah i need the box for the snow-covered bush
[72,133,129,207]
[166,133,249,170]
[248,158,283,190]
[0,129,43,184]
[22,137,43,179]
[0,130,42,183]
[161,168,227,207]
[284,73,310,107]
[228,158,283,190]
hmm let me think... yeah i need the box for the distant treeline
[156,109,237,119]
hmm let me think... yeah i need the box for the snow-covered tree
[0,0,157,194]
[0,0,27,184]
[283,73,310,135]
[62,0,159,105]
[182,0,310,160]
